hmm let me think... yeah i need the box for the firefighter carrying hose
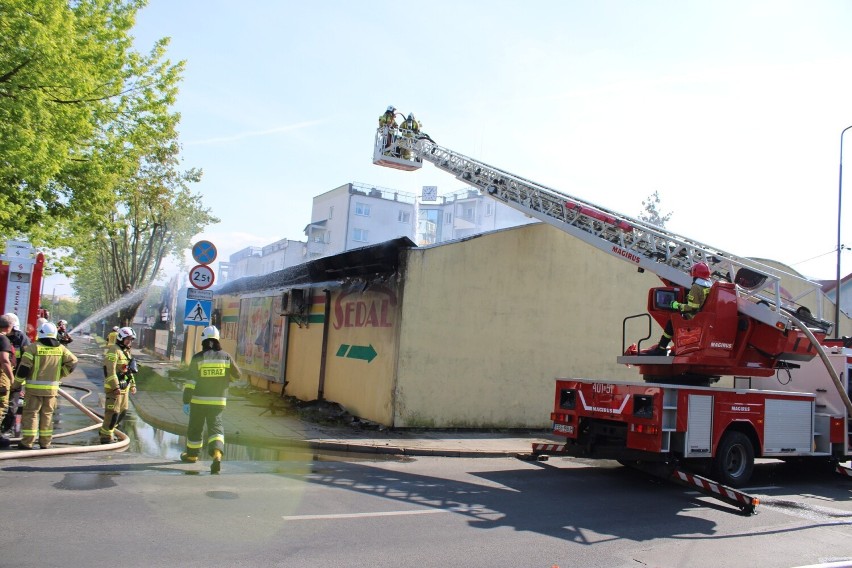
[180,325,241,474]
[99,326,137,443]
[644,262,713,356]
[13,322,78,450]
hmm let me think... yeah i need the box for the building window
[445,212,452,223]
[353,228,369,242]
[355,202,371,216]
[485,202,493,216]
[329,206,334,220]
[398,210,411,223]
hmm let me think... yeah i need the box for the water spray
[70,284,154,335]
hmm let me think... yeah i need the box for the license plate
[553,423,574,434]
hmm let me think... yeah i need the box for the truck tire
[712,431,754,488]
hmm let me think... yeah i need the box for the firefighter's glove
[118,376,128,390]
[670,301,681,311]
[183,404,190,416]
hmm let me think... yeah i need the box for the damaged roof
[215,237,416,295]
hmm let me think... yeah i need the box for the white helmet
[38,322,58,339]
[112,326,119,331]
[58,319,68,327]
[201,326,220,341]
[386,105,395,112]
[4,313,20,330]
[117,327,136,341]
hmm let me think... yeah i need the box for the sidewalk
[130,349,558,458]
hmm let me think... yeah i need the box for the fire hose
[0,384,129,460]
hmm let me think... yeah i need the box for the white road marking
[283,508,454,521]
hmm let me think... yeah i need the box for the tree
[70,129,217,326]
[0,0,218,325]
[639,190,672,228]
[0,0,162,240]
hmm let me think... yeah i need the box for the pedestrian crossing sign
[184,299,211,326]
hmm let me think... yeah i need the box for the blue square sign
[184,299,212,326]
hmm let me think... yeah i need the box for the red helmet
[690,262,711,279]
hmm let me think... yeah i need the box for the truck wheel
[712,431,754,488]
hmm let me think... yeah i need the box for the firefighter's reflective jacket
[183,349,241,407]
[14,342,78,396]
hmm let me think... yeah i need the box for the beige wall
[283,292,326,401]
[321,284,401,425]
[394,224,662,428]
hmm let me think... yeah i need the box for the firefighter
[13,322,77,450]
[2,313,30,435]
[56,320,73,345]
[180,325,241,474]
[645,262,713,356]
[0,315,15,447]
[378,105,398,155]
[399,113,421,160]
[107,325,119,346]
[99,326,137,444]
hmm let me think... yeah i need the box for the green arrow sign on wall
[336,344,378,363]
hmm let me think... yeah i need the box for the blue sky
[49,0,852,294]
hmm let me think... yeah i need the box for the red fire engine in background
[0,240,46,341]
[374,114,852,513]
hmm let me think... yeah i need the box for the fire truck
[0,240,46,341]
[373,114,852,512]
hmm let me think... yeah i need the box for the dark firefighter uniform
[181,333,241,471]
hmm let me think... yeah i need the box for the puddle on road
[54,473,119,491]
[42,394,405,466]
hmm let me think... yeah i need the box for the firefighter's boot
[180,452,198,464]
[211,449,222,474]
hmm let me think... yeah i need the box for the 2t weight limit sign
[189,264,215,290]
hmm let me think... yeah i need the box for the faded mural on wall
[237,295,285,381]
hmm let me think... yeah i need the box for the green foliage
[639,190,672,228]
[0,0,144,237]
[0,0,219,324]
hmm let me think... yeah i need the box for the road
[1,449,852,567]
[1,341,852,567]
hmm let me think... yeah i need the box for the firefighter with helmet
[107,326,119,346]
[378,105,398,155]
[56,319,72,345]
[99,326,137,443]
[13,322,78,449]
[645,262,713,356]
[399,113,421,160]
[180,325,241,474]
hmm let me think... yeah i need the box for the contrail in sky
[186,118,329,146]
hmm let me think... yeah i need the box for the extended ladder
[376,126,831,334]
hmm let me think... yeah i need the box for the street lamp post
[835,125,852,338]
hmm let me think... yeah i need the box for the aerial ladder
[374,115,852,510]
[373,119,834,384]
